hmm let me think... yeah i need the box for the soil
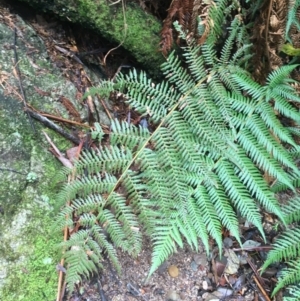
[0,2,291,301]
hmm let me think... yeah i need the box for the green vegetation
[18,0,164,75]
[261,197,300,300]
[1,212,60,301]
[56,1,300,295]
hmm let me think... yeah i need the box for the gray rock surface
[0,11,100,300]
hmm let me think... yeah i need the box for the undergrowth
[55,0,300,297]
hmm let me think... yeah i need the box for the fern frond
[262,197,300,300]
[106,192,142,255]
[273,95,300,122]
[220,16,241,64]
[285,0,300,42]
[110,119,150,150]
[76,146,132,175]
[238,129,294,190]
[61,229,103,290]
[244,114,298,173]
[285,284,300,301]
[206,180,241,244]
[232,72,265,99]
[273,259,300,296]
[216,159,264,237]
[257,101,298,148]
[282,196,300,224]
[149,223,179,275]
[262,227,300,269]
[194,185,223,251]
[57,6,300,289]
[231,147,284,221]
[266,65,299,89]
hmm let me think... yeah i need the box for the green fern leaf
[272,259,300,296]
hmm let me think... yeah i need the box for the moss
[78,1,164,74]
[0,133,66,300]
[0,12,75,300]
[16,0,165,75]
[1,212,61,301]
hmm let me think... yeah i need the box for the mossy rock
[15,0,165,75]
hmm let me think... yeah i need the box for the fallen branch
[26,108,81,145]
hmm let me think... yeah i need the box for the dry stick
[27,103,92,128]
[13,28,36,133]
[40,112,91,128]
[96,93,113,120]
[26,108,81,145]
[232,246,273,252]
[253,275,272,301]
[103,0,127,67]
[245,256,265,287]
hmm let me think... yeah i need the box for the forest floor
[1,2,291,301]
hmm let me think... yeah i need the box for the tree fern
[56,11,300,289]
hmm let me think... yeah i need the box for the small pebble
[154,288,165,295]
[168,265,179,278]
[223,237,233,248]
[190,261,198,271]
[166,289,181,300]
[217,287,233,297]
[202,291,223,301]
[193,254,207,266]
[158,261,168,275]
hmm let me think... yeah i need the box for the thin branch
[25,108,81,145]
[13,28,36,133]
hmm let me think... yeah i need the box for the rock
[202,291,223,301]
[190,261,198,271]
[202,277,212,290]
[223,249,239,274]
[223,237,233,248]
[216,287,233,297]
[168,265,179,278]
[17,0,164,75]
[193,254,207,266]
[166,289,181,300]
[242,240,261,248]
[0,8,96,300]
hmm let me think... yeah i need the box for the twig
[13,28,36,133]
[103,0,127,66]
[26,108,81,145]
[97,280,108,301]
[26,103,91,128]
[96,93,113,120]
[245,255,265,287]
[232,246,273,252]
[56,217,68,301]
[42,131,73,168]
[0,167,27,175]
[39,112,91,128]
[253,275,271,301]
